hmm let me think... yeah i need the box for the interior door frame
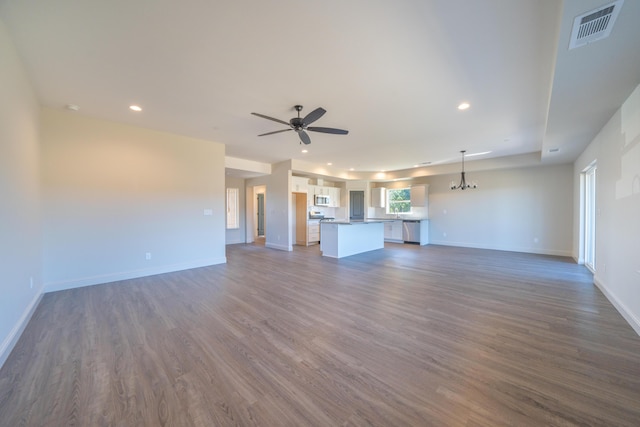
[582,162,597,272]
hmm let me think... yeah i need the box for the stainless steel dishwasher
[403,220,420,243]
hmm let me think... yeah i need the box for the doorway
[350,191,365,221]
[583,162,596,272]
[257,193,265,237]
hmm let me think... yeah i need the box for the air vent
[569,0,624,50]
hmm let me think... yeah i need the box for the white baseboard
[44,257,227,293]
[427,240,572,257]
[0,290,43,369]
[593,275,640,336]
[225,238,246,245]
[265,242,292,251]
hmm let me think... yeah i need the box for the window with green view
[387,188,411,214]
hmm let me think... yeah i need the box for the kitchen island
[320,221,384,258]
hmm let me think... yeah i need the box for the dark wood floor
[1,243,640,426]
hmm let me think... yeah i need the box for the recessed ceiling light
[349,168,355,171]
[327,162,333,166]
[301,149,308,153]
[413,165,419,168]
[129,105,142,112]
[457,102,470,110]
[65,104,79,111]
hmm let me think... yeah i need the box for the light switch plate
[203,209,213,216]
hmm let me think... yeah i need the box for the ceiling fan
[251,105,348,145]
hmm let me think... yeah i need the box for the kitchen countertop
[323,220,384,225]
[367,218,429,221]
[321,218,429,225]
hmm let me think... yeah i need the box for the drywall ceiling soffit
[543,0,640,163]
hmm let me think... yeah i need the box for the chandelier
[450,150,477,190]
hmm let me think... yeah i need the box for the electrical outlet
[443,232,447,237]
[534,237,539,243]
[146,252,151,260]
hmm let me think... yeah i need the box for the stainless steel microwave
[314,194,330,206]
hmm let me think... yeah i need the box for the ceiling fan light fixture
[251,105,348,145]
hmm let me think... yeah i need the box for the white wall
[41,108,226,292]
[427,164,573,256]
[225,176,246,244]
[246,161,292,251]
[574,84,640,335]
[0,19,43,367]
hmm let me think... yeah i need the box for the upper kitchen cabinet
[314,186,329,196]
[410,185,428,207]
[371,187,386,208]
[329,187,341,207]
[292,176,309,193]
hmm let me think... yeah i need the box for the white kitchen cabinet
[308,220,320,245]
[410,185,428,207]
[292,176,309,193]
[371,187,386,208]
[307,185,316,206]
[329,187,341,207]
[383,220,403,242]
[315,186,329,196]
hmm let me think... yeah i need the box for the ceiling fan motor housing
[290,117,304,130]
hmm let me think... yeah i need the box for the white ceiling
[1,0,639,177]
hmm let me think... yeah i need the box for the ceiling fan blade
[307,126,349,135]
[302,107,326,125]
[297,130,311,145]
[251,112,290,126]
[258,129,292,137]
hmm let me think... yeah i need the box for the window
[226,188,239,229]
[386,188,411,214]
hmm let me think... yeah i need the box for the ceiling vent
[569,0,624,50]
